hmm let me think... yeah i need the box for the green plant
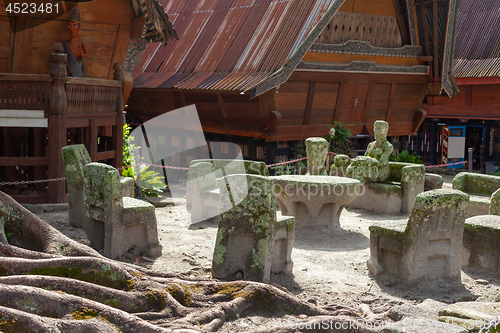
[494,166,500,177]
[389,150,423,164]
[134,165,165,197]
[122,124,137,173]
[122,124,165,197]
[325,121,352,156]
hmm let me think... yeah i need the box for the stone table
[271,175,361,229]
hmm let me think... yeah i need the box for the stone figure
[334,120,394,183]
[62,5,88,77]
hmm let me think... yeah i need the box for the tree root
[0,190,368,332]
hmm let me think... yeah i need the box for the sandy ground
[36,174,500,331]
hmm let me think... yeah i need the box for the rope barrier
[0,157,472,186]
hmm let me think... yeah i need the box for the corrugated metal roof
[452,0,500,77]
[133,0,345,94]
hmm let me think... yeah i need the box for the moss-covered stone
[305,137,328,176]
[345,121,394,183]
[453,172,500,196]
[62,144,92,187]
[212,174,287,282]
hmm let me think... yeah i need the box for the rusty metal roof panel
[452,0,500,78]
[133,0,345,91]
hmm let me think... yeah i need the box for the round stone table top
[270,175,360,187]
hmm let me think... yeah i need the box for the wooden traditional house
[126,0,459,166]
[0,0,176,203]
[418,0,500,169]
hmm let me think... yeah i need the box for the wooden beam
[107,24,132,80]
[455,77,500,85]
[0,157,48,166]
[289,71,429,84]
[96,150,117,161]
[392,0,411,45]
[420,2,433,78]
[258,91,276,117]
[407,84,428,122]
[217,92,228,119]
[386,83,397,122]
[423,105,500,120]
[303,82,316,125]
[433,0,439,81]
[302,52,423,66]
[131,16,146,39]
[173,91,187,109]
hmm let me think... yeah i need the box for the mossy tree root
[0,190,369,332]
[0,284,201,333]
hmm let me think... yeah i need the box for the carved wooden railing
[0,43,124,203]
[0,74,51,112]
[66,77,121,115]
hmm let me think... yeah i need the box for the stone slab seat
[452,172,500,218]
[367,189,469,285]
[83,162,162,259]
[186,159,269,223]
[212,174,295,283]
[345,162,425,214]
[462,215,500,272]
[62,144,134,228]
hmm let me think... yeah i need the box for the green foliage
[494,166,500,177]
[122,124,137,173]
[389,150,423,164]
[6,233,11,239]
[325,121,352,156]
[122,124,165,197]
[135,165,165,197]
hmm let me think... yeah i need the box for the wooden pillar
[113,62,124,170]
[248,138,257,161]
[429,121,438,166]
[265,141,277,175]
[47,42,67,203]
[2,128,16,181]
[400,135,408,152]
[416,127,423,157]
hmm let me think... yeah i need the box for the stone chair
[343,162,425,214]
[82,162,162,259]
[62,144,134,228]
[462,192,500,271]
[188,162,220,223]
[452,172,500,218]
[186,159,269,223]
[212,174,295,282]
[367,189,469,285]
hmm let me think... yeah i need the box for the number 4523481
[6,2,59,14]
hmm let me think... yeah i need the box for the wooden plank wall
[425,84,500,120]
[0,0,134,79]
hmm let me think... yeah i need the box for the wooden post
[113,62,124,170]
[48,42,67,203]
[265,141,276,175]
[429,122,438,166]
